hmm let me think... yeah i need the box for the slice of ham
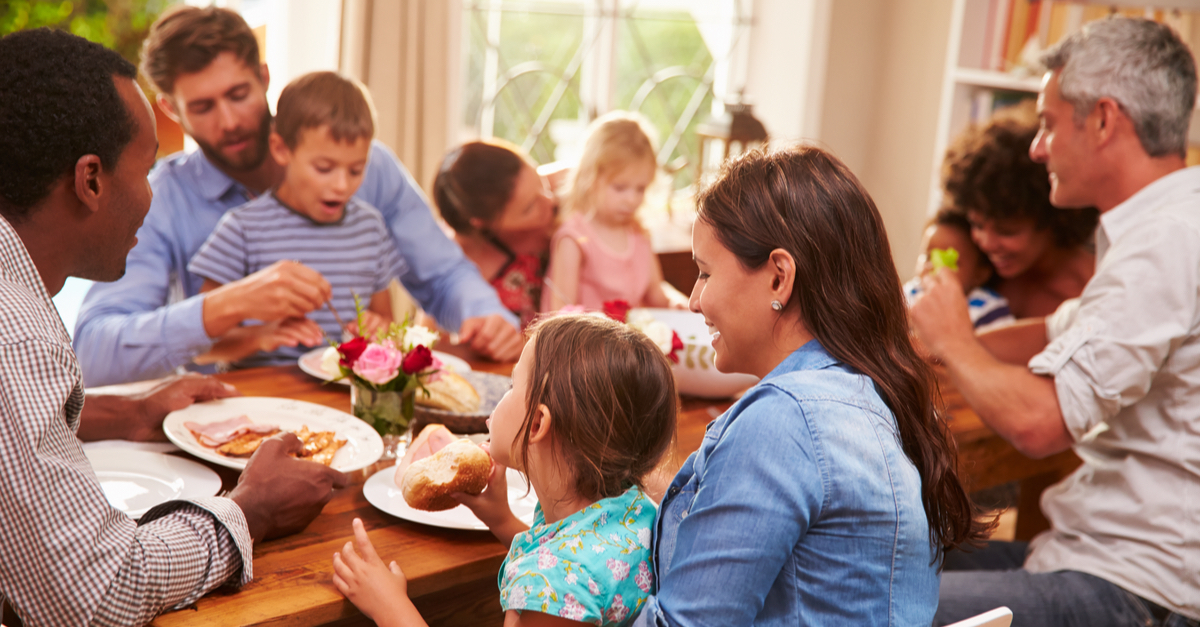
[185,415,280,448]
[394,424,458,487]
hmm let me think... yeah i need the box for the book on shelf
[985,1,1200,75]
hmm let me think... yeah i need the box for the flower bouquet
[325,305,443,458]
[603,300,684,363]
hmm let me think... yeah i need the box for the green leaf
[930,247,959,272]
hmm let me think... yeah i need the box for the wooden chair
[945,606,1013,627]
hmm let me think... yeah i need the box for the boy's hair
[140,5,260,96]
[275,72,376,149]
[516,314,677,502]
[565,111,658,216]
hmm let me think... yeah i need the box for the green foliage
[463,4,715,189]
[0,0,174,66]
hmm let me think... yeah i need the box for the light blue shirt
[632,341,939,626]
[500,487,656,625]
[73,142,516,386]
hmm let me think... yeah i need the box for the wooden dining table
[146,351,1079,627]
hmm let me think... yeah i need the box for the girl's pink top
[542,212,653,311]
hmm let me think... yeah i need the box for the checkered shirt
[0,217,253,626]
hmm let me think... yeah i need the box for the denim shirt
[632,341,938,626]
[73,142,515,386]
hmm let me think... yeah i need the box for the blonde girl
[541,111,682,311]
[332,314,678,626]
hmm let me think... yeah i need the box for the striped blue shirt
[188,194,403,368]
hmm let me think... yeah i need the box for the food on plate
[396,424,491,511]
[185,415,279,447]
[186,416,346,466]
[216,428,280,457]
[415,370,481,413]
[295,426,348,466]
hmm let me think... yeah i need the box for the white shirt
[1027,166,1200,619]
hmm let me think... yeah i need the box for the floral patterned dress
[498,487,655,626]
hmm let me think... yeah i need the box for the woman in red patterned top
[433,140,558,328]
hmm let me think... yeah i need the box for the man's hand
[79,373,240,442]
[910,270,976,360]
[202,260,332,338]
[457,314,522,362]
[230,433,349,543]
[196,318,327,365]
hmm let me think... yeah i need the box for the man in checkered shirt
[0,29,349,626]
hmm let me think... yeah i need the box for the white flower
[402,325,439,352]
[641,320,675,355]
[565,572,578,585]
[626,310,655,331]
[319,346,341,377]
[507,585,527,608]
[637,527,651,549]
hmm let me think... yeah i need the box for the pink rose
[352,343,404,385]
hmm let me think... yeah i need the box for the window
[460,0,752,194]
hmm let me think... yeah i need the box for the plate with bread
[298,346,471,386]
[163,397,384,472]
[363,424,538,530]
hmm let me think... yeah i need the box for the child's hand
[454,445,528,546]
[347,311,390,340]
[332,518,424,627]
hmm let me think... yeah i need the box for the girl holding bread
[332,313,677,626]
[627,147,991,626]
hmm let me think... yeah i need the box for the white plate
[163,397,384,472]
[83,448,222,518]
[298,347,471,386]
[363,466,538,531]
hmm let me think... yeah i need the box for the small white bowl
[633,308,759,399]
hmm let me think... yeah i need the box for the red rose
[401,344,434,375]
[602,299,632,323]
[668,330,684,364]
[337,336,369,368]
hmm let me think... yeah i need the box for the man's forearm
[74,296,214,387]
[91,501,252,626]
[939,335,1073,459]
[77,393,141,442]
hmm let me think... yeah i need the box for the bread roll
[415,370,481,413]
[399,439,491,511]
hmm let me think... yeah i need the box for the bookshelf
[930,0,1200,215]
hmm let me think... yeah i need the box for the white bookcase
[929,0,1200,215]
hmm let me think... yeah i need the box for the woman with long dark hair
[632,146,989,626]
[433,140,558,328]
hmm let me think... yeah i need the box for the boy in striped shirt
[189,71,401,369]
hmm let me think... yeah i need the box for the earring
[771,300,783,311]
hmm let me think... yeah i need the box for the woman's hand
[332,518,426,627]
[453,445,528,546]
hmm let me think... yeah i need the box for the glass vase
[350,381,415,461]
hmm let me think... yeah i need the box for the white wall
[262,0,344,110]
[744,0,953,281]
[744,0,830,142]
